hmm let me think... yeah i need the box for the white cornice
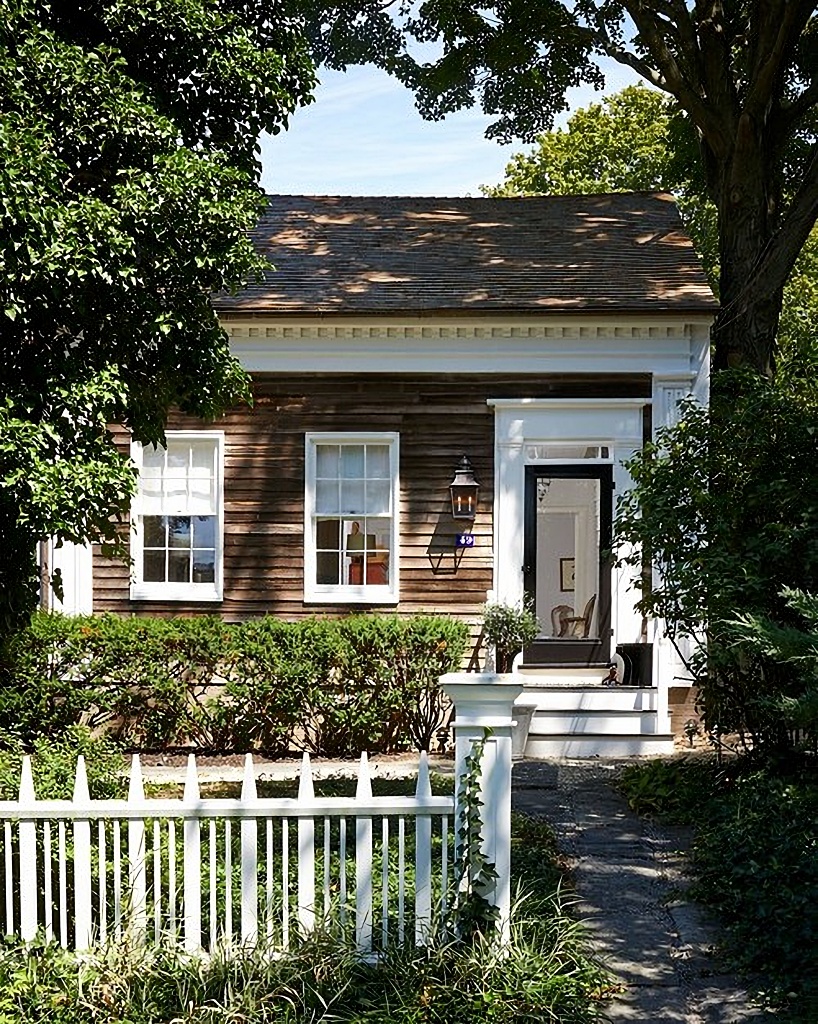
[224,314,712,377]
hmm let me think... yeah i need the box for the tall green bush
[0,612,469,756]
[616,370,818,752]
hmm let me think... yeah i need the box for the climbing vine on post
[450,729,499,941]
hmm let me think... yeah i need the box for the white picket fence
[0,750,454,954]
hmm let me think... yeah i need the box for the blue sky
[260,60,639,198]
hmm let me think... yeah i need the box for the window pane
[167,446,188,471]
[192,551,215,583]
[142,446,165,471]
[536,477,600,639]
[316,445,339,478]
[366,517,391,554]
[317,551,340,584]
[192,516,216,548]
[365,479,390,514]
[190,442,213,473]
[143,550,166,583]
[340,445,365,478]
[316,519,341,549]
[366,445,390,478]
[340,479,365,514]
[316,480,339,514]
[143,516,166,548]
[168,549,191,583]
[168,516,192,548]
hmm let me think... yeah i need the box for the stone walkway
[512,760,776,1023]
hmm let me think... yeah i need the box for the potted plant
[482,600,540,674]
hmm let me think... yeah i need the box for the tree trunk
[711,130,784,377]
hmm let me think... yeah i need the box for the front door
[523,465,613,665]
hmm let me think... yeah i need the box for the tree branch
[744,0,815,120]
[726,143,818,309]
[778,75,818,134]
[622,1,730,155]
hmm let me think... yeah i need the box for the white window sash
[304,432,399,604]
[130,431,224,603]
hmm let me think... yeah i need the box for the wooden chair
[561,594,596,638]
[550,604,574,637]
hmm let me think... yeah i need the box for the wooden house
[49,192,716,756]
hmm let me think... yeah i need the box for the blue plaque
[455,533,475,548]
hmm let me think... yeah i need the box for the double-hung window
[304,432,399,603]
[130,431,224,602]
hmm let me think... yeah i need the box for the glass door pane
[534,477,600,638]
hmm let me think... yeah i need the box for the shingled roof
[216,192,716,316]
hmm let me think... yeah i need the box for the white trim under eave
[225,315,713,377]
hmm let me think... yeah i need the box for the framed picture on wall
[560,557,575,592]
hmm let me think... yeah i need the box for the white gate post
[440,672,523,946]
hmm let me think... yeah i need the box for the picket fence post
[355,753,373,952]
[128,755,147,945]
[440,672,523,946]
[73,756,93,950]
[297,752,315,936]
[240,754,258,945]
[183,755,201,952]
[414,751,433,945]
[18,757,37,942]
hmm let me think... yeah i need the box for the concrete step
[517,667,614,686]
[531,709,664,735]
[525,733,675,758]
[518,686,658,712]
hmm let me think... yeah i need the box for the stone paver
[512,760,775,1024]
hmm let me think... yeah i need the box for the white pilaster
[41,539,93,615]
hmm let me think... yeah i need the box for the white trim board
[225,316,712,377]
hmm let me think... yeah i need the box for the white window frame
[130,430,224,603]
[304,432,399,604]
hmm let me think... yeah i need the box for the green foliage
[0,725,126,800]
[616,370,818,751]
[0,0,315,636]
[1,612,469,757]
[619,757,818,1019]
[0,799,606,1024]
[725,588,818,753]
[450,732,499,941]
[618,757,717,822]
[482,600,539,673]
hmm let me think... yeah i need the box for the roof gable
[217,193,717,316]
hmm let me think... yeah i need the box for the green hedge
[0,612,469,756]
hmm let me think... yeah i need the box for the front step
[533,709,661,735]
[526,733,675,758]
[515,678,674,758]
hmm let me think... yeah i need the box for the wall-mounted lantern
[449,454,480,520]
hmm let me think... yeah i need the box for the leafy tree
[616,371,818,751]
[483,83,818,372]
[297,1,818,376]
[0,1,314,636]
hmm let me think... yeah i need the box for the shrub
[0,725,127,800]
[618,756,818,1019]
[482,600,539,673]
[616,370,818,754]
[0,612,469,756]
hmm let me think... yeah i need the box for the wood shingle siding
[93,373,650,623]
